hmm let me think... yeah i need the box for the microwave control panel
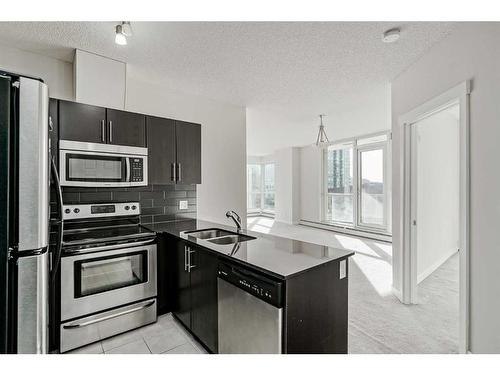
[130,158,144,182]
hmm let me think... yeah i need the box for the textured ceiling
[0,22,457,154]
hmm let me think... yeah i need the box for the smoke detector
[382,28,400,43]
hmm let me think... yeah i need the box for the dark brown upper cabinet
[175,121,201,185]
[59,100,106,144]
[146,117,201,185]
[58,100,146,147]
[106,108,146,147]
[147,116,176,185]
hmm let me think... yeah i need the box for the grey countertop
[143,219,354,279]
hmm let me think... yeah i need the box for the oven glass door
[74,250,148,298]
[65,153,128,183]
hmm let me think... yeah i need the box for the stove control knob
[64,209,71,214]
[73,208,80,214]
[131,205,137,210]
[125,206,130,210]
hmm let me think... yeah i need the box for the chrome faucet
[225,210,242,233]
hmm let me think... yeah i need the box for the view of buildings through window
[247,163,275,214]
[326,146,354,223]
[325,133,388,231]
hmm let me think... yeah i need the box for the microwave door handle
[125,157,131,182]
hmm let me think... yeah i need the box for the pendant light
[315,114,330,147]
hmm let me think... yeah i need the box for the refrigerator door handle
[50,156,64,282]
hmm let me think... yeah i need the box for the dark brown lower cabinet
[170,238,218,353]
[190,248,218,352]
[162,234,351,354]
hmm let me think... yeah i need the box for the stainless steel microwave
[59,140,148,187]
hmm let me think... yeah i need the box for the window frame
[356,142,388,231]
[322,131,391,234]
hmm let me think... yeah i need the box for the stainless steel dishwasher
[217,262,284,354]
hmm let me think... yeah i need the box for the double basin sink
[183,228,256,245]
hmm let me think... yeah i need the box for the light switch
[339,260,346,279]
[179,200,188,210]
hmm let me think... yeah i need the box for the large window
[247,164,262,212]
[247,163,275,214]
[326,144,354,224]
[324,133,389,232]
[263,164,275,211]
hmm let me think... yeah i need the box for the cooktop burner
[61,202,156,252]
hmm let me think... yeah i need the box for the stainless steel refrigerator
[0,71,50,353]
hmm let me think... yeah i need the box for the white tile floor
[66,313,207,354]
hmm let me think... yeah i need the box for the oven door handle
[63,238,156,255]
[62,300,155,329]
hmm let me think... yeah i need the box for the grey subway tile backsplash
[56,184,197,223]
[80,191,112,203]
[166,190,187,198]
[142,207,164,216]
[112,191,141,201]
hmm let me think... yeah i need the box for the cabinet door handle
[177,163,182,182]
[171,163,176,182]
[184,246,188,271]
[187,249,196,272]
[109,121,113,143]
[101,120,105,142]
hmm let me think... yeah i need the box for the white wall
[391,23,500,353]
[247,84,391,156]
[126,68,247,227]
[0,43,73,100]
[299,145,323,222]
[74,50,126,109]
[274,147,301,224]
[414,106,459,283]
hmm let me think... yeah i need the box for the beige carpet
[247,217,459,354]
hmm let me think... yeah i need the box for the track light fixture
[115,22,132,45]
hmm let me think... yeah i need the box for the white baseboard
[417,248,458,284]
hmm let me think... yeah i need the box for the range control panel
[217,262,283,308]
[63,202,140,220]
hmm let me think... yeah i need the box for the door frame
[397,81,471,353]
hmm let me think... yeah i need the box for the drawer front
[60,298,157,353]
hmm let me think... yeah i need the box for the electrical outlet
[179,200,188,210]
[339,260,346,279]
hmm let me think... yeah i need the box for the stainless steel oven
[60,241,157,322]
[58,202,157,352]
[60,241,157,352]
[59,140,148,187]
